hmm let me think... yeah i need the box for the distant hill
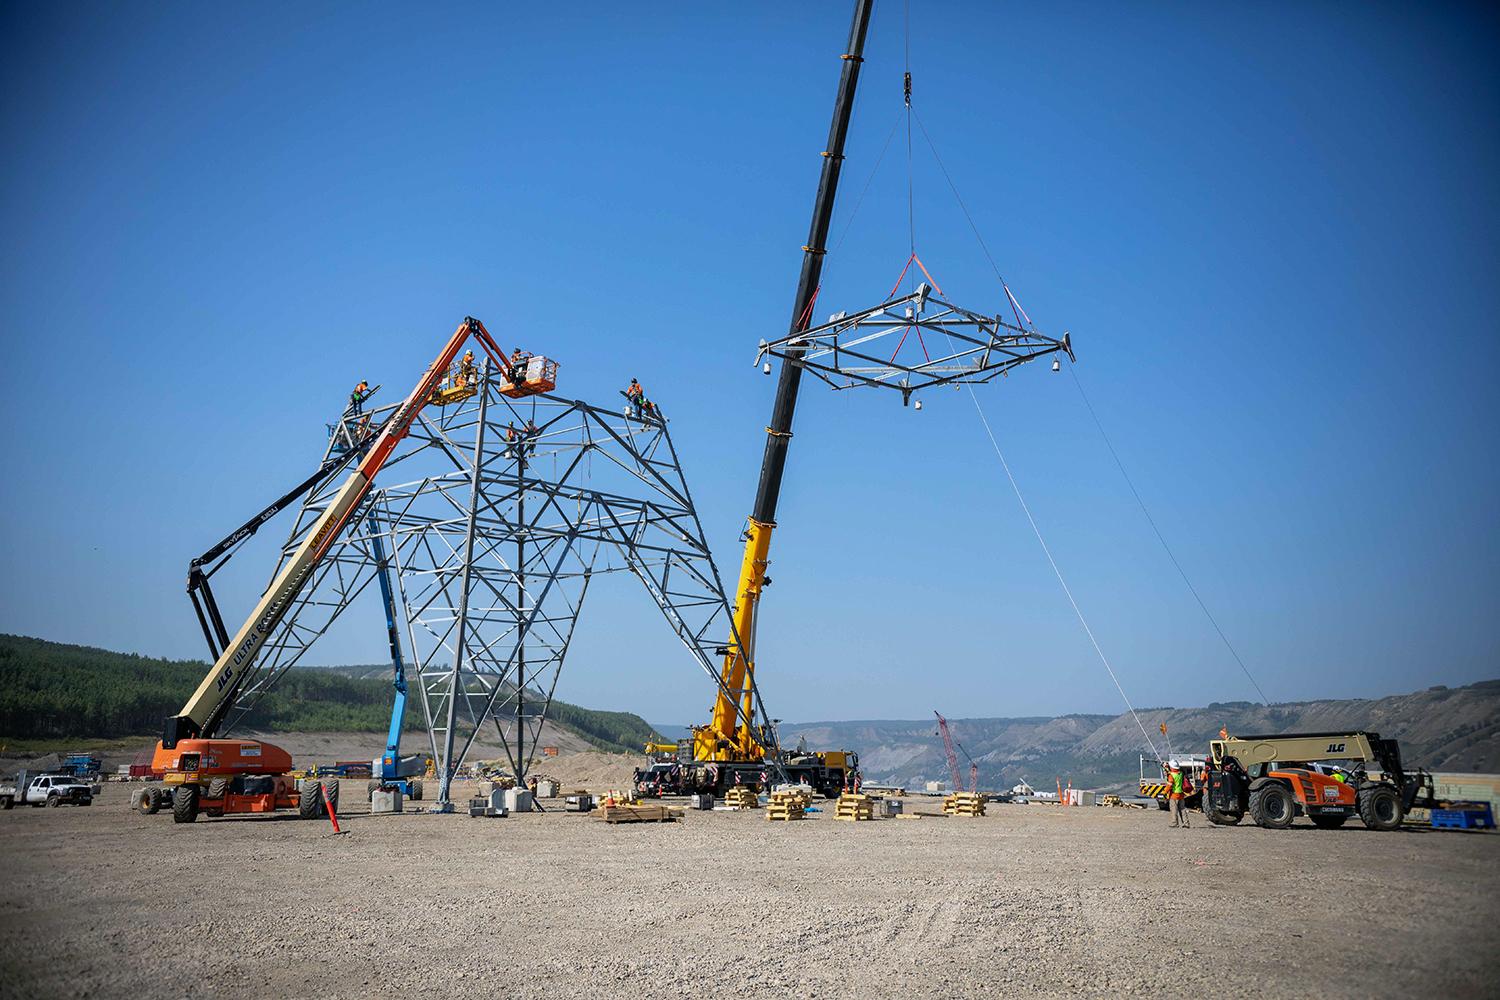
[780,680,1500,792]
[0,635,662,754]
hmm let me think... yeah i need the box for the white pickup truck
[0,772,95,809]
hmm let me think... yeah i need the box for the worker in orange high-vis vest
[1167,764,1191,829]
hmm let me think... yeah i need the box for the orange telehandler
[1203,730,1436,831]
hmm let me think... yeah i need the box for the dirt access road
[0,784,1494,1000]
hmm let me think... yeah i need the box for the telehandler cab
[1204,731,1435,831]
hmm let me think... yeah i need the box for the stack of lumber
[723,786,759,810]
[597,803,684,824]
[942,792,986,817]
[765,789,808,822]
[834,792,875,822]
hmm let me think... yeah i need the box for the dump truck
[1204,730,1436,830]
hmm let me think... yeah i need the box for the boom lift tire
[141,788,162,814]
[1358,784,1403,831]
[1310,814,1348,829]
[1248,781,1295,829]
[173,784,200,824]
[409,780,423,801]
[298,781,324,819]
[323,780,339,814]
[206,777,229,816]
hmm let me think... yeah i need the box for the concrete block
[535,779,559,798]
[503,788,533,813]
[371,787,404,814]
[690,793,715,810]
[564,794,594,812]
[880,798,903,817]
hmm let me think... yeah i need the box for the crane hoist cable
[1067,365,1273,707]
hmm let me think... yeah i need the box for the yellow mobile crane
[641,2,876,801]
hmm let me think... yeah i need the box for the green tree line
[0,634,659,753]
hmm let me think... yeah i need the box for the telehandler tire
[1358,784,1403,831]
[1310,814,1347,829]
[409,780,423,801]
[323,781,339,814]
[1248,782,1294,829]
[173,784,200,824]
[1205,807,1242,826]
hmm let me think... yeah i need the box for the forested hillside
[0,634,661,753]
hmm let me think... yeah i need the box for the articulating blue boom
[369,516,426,799]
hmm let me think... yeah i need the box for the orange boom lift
[152,317,517,823]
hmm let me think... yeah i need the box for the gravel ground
[0,784,1495,999]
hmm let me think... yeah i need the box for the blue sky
[2,2,1496,725]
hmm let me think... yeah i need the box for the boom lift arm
[185,397,383,659]
[693,0,874,764]
[161,317,507,748]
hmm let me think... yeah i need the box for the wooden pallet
[942,793,986,817]
[834,792,875,822]
[597,804,684,824]
[723,787,759,810]
[765,790,807,822]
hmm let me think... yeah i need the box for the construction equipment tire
[2,796,12,810]
[46,794,61,808]
[323,781,340,814]
[1205,807,1242,826]
[1157,799,1169,811]
[367,780,380,797]
[1310,814,1347,829]
[409,780,423,801]
[1358,784,1403,831]
[140,789,162,814]
[172,785,200,824]
[1248,782,1294,829]
[298,782,323,819]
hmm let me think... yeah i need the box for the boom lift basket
[499,355,558,399]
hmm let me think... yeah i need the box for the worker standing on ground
[1167,764,1191,829]
[350,380,371,416]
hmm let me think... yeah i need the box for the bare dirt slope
[0,786,1494,999]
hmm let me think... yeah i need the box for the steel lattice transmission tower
[224,364,760,806]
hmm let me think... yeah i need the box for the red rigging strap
[886,252,944,299]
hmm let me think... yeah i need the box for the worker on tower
[508,347,528,384]
[524,419,540,456]
[624,378,644,419]
[457,349,476,389]
[1167,763,1191,829]
[503,422,519,459]
[350,380,371,416]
